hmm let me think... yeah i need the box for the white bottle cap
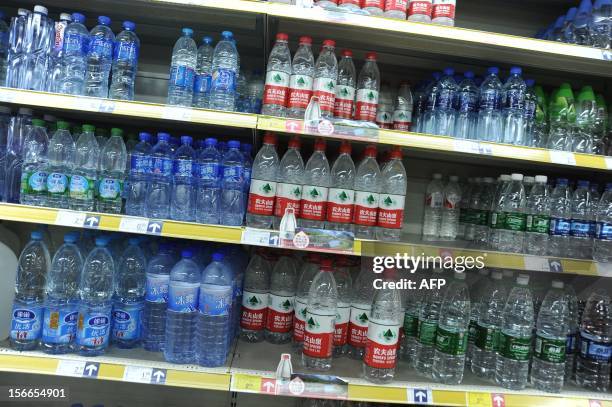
[454,271,466,280]
[511,173,523,181]
[516,274,530,285]
[60,13,72,21]
[18,108,33,115]
[484,177,494,183]
[449,175,459,182]
[552,280,564,289]
[478,268,489,276]
[33,5,48,15]
[0,106,11,114]
[491,271,503,280]
[524,176,535,183]
[433,173,442,180]
[500,174,511,181]
[18,9,29,16]
[535,175,547,183]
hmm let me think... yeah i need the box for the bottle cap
[64,232,78,243]
[34,5,48,15]
[181,249,193,258]
[205,137,217,146]
[525,79,535,87]
[212,252,224,262]
[535,175,547,183]
[98,15,111,25]
[463,71,474,79]
[366,52,377,60]
[487,67,499,75]
[510,66,522,76]
[95,236,108,246]
[342,49,353,57]
[566,7,578,21]
[553,15,565,29]
[123,21,136,30]
[389,147,402,159]
[60,13,72,21]
[516,274,529,285]
[31,119,45,127]
[180,135,192,145]
[557,178,568,185]
[320,259,333,270]
[454,271,466,280]
[288,137,301,149]
[157,132,170,142]
[31,231,43,240]
[433,173,442,180]
[365,145,377,157]
[276,33,289,41]
[511,173,523,181]
[577,179,589,187]
[263,132,277,145]
[552,280,564,289]
[577,86,596,102]
[182,27,193,36]
[491,271,503,280]
[57,121,70,130]
[339,141,351,154]
[443,67,454,76]
[222,30,233,39]
[314,138,326,151]
[72,13,85,24]
[228,140,240,149]
[111,128,123,137]
[138,132,151,142]
[500,174,511,181]
[299,36,312,44]
[322,39,336,48]
[523,176,534,183]
[483,177,494,183]
[578,0,593,14]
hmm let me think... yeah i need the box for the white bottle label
[326,188,355,224]
[355,89,379,122]
[288,74,314,110]
[263,70,290,106]
[301,184,329,221]
[247,179,277,216]
[363,320,400,369]
[274,182,302,218]
[377,194,405,229]
[354,190,379,226]
[432,0,455,19]
[266,294,294,333]
[313,77,337,114]
[334,85,356,119]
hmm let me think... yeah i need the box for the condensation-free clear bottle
[262,33,291,117]
[353,145,380,239]
[300,138,330,229]
[246,133,279,229]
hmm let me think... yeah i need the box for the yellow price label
[231,374,262,393]
[468,392,492,407]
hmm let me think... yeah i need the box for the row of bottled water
[5,6,140,100]
[536,0,611,49]
[245,134,407,241]
[423,172,612,262]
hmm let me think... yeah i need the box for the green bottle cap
[111,128,123,137]
[56,121,70,130]
[31,119,45,127]
[82,124,96,132]
[577,86,595,103]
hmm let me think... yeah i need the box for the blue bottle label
[524,99,536,119]
[169,65,195,88]
[89,37,114,58]
[596,222,612,241]
[10,304,43,341]
[42,305,78,344]
[145,273,170,303]
[197,162,220,181]
[194,74,212,95]
[173,159,193,177]
[64,32,88,55]
[198,284,232,316]
[223,165,242,183]
[479,90,499,110]
[457,92,477,113]
[28,171,48,192]
[130,154,150,173]
[98,178,122,199]
[111,303,143,342]
[435,89,454,110]
[211,68,236,93]
[550,217,571,236]
[243,167,251,187]
[69,175,94,199]
[570,220,593,238]
[168,282,199,312]
[115,41,139,63]
[566,331,578,354]
[503,89,525,109]
[579,332,612,362]
[151,157,173,177]
[47,172,69,194]
[77,310,111,348]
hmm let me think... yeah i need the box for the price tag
[602,50,612,61]
[119,217,149,234]
[231,374,263,392]
[595,262,612,277]
[55,210,86,227]
[162,106,192,121]
[56,360,86,377]
[468,392,492,407]
[523,256,551,272]
[605,156,612,170]
[75,97,116,114]
[453,139,480,154]
[549,151,576,166]
[123,366,153,384]
[241,228,277,246]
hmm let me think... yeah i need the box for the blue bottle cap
[180,135,192,145]
[557,178,569,185]
[577,180,590,187]
[222,30,233,39]
[227,140,240,149]
[72,13,85,24]
[463,71,475,79]
[123,21,136,30]
[578,0,593,13]
[64,232,78,243]
[139,132,151,142]
[566,7,578,21]
[95,236,108,246]
[510,66,522,76]
[31,231,43,240]
[128,237,139,245]
[182,27,193,36]
[212,252,224,262]
[157,132,170,142]
[205,137,218,146]
[487,67,499,75]
[203,36,213,45]
[443,67,454,76]
[432,72,442,80]
[181,249,193,258]
[98,15,111,26]
[554,15,565,29]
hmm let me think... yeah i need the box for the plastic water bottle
[19,119,48,206]
[377,148,406,241]
[45,121,74,209]
[292,255,319,352]
[432,67,457,136]
[236,70,249,112]
[167,28,197,106]
[109,21,140,100]
[400,274,422,366]
[354,53,380,123]
[261,33,291,117]
[440,175,461,240]
[347,266,375,360]
[531,280,569,393]
[552,15,567,41]
[393,82,414,131]
[549,178,572,257]
[575,0,594,45]
[97,128,126,214]
[171,136,196,221]
[246,71,264,114]
[6,8,29,88]
[563,7,579,42]
[313,40,338,119]
[274,137,304,230]
[590,0,612,48]
[593,96,608,155]
[573,86,596,153]
[415,268,446,378]
[384,0,408,18]
[69,125,99,211]
[524,175,550,255]
[143,242,175,352]
[265,256,297,344]
[495,274,534,390]
[193,36,214,108]
[302,259,337,371]
[241,143,253,206]
[353,145,380,239]
[333,261,352,357]
[575,288,612,391]
[376,87,394,130]
[569,180,593,259]
[326,141,355,233]
[476,67,503,142]
[523,79,539,146]
[547,84,575,151]
[240,251,271,343]
[164,249,200,364]
[488,174,510,249]
[58,13,89,96]
[10,231,50,350]
[77,236,114,356]
[285,37,314,119]
[85,16,114,98]
[246,133,278,228]
[408,0,433,22]
[497,173,526,253]
[48,12,71,93]
[112,238,146,349]
[210,31,239,111]
[500,67,526,145]
[300,139,330,229]
[20,6,54,91]
[333,49,356,120]
[420,73,441,134]
[125,132,151,216]
[454,71,478,139]
[423,173,444,240]
[145,133,172,218]
[473,178,495,246]
[195,138,221,224]
[432,0,456,25]
[594,183,612,262]
[220,140,245,226]
[563,285,579,382]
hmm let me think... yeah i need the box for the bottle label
[223,165,242,182]
[524,99,536,120]
[333,85,356,119]
[339,0,360,5]
[363,0,384,9]
[288,74,314,110]
[115,41,139,63]
[241,291,268,331]
[596,222,612,240]
[348,304,371,348]
[502,212,526,231]
[417,320,437,346]
[403,313,418,337]
[474,324,500,351]
[247,179,277,216]
[274,182,302,218]
[145,273,170,303]
[313,77,337,114]
[566,331,578,354]
[151,157,173,177]
[408,0,432,16]
[199,284,232,316]
[300,185,329,221]
[98,178,122,200]
[570,220,592,238]
[77,310,111,348]
[212,68,237,93]
[502,89,525,110]
[69,174,95,200]
[334,302,350,346]
[326,188,355,224]
[579,332,612,362]
[474,209,490,226]
[435,89,454,110]
[376,110,393,129]
[173,158,193,177]
[458,92,477,113]
[194,74,212,95]
[54,21,67,52]
[266,294,294,333]
[393,109,412,131]
[168,282,199,312]
[131,155,150,173]
[534,334,566,363]
[432,0,455,19]
[42,306,78,345]
[550,217,571,236]
[10,304,43,341]
[293,297,308,342]
[89,37,114,58]
[467,318,477,343]
[435,326,468,356]
[197,162,220,181]
[479,90,500,110]
[363,320,400,369]
[354,190,379,226]
[385,0,408,12]
[303,310,335,358]
[47,172,69,195]
[444,193,460,209]
[377,194,405,229]
[64,32,88,55]
[355,89,379,122]
[21,170,48,194]
[111,303,144,342]
[526,214,550,234]
[498,332,531,361]
[263,71,290,107]
[489,211,506,229]
[425,192,443,209]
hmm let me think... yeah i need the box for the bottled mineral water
[473,178,495,246]
[300,139,331,229]
[500,67,526,145]
[488,174,511,250]
[440,175,461,240]
[246,133,278,228]
[3,107,31,203]
[302,259,338,371]
[293,255,320,352]
[241,143,253,209]
[196,252,233,367]
[495,274,534,390]
[48,13,71,93]
[41,233,82,354]
[57,13,89,95]
[466,268,489,367]
[525,175,550,255]
[20,6,54,91]
[393,82,414,131]
[575,0,594,45]
[77,237,114,356]
[594,183,612,262]
[377,147,407,241]
[171,136,196,221]
[458,178,474,240]
[563,7,579,42]
[384,0,408,18]
[143,242,175,352]
[454,72,478,139]
[313,40,338,119]
[572,86,596,153]
[547,84,575,151]
[433,67,458,136]
[432,0,456,25]
[69,125,99,211]
[333,50,356,120]
[347,266,376,360]
[146,133,172,218]
[354,145,380,239]
[420,72,441,134]
[240,251,271,342]
[432,272,470,384]
[569,180,593,259]
[400,276,422,365]
[265,256,297,344]
[85,16,115,98]
[97,128,126,213]
[415,268,446,378]
[262,33,291,117]
[286,36,315,118]
[164,250,200,364]
[590,0,612,48]
[476,67,503,142]
[354,53,380,123]
[112,238,146,349]
[497,173,526,253]
[246,71,264,113]
[593,96,608,155]
[6,9,29,89]
[531,280,569,393]
[45,121,74,209]
[20,119,48,206]
[196,138,221,224]
[193,37,214,108]
[210,31,239,112]
[564,285,580,382]
[125,132,152,216]
[548,178,572,257]
[376,88,394,129]
[167,28,197,106]
[220,140,245,226]
[326,141,355,233]
[408,0,433,23]
[274,137,304,230]
[523,79,540,147]
[9,231,50,351]
[109,21,140,100]
[333,262,352,357]
[423,173,444,241]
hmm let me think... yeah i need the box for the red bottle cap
[365,145,377,157]
[366,52,377,60]
[288,136,301,149]
[299,36,312,44]
[390,146,403,159]
[322,39,336,48]
[276,33,289,41]
[341,49,353,57]
[314,138,326,151]
[339,141,352,154]
[263,132,277,144]
[320,259,333,270]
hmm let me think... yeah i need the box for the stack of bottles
[245,134,408,241]
[536,0,611,50]
[422,172,612,262]
[5,6,140,100]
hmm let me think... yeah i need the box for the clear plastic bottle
[488,174,511,250]
[575,0,594,45]
[423,173,444,241]
[0,11,13,86]
[363,0,385,15]
[193,36,214,109]
[262,33,291,117]
[523,79,539,147]
[385,0,409,19]
[333,263,352,357]
[312,40,338,119]
[20,6,54,91]
[400,274,422,366]
[333,50,357,120]
[415,268,446,378]
[473,178,495,246]
[440,175,461,240]
[454,71,478,139]
[247,71,264,114]
[594,183,612,262]
[19,119,48,206]
[420,72,441,135]
[145,133,172,219]
[497,173,526,253]
[292,255,319,352]
[476,67,503,142]
[240,251,271,343]
[432,0,456,25]
[85,16,115,98]
[69,125,99,211]
[377,147,406,241]
[58,13,89,96]
[347,266,375,360]
[564,285,580,382]
[547,84,575,151]
[265,256,297,344]
[338,0,362,11]
[45,121,74,209]
[408,0,433,22]
[458,178,474,240]
[569,180,594,259]
[246,133,279,228]
[525,175,550,255]
[167,28,197,106]
[241,143,253,211]
[433,67,458,136]
[274,137,304,230]
[210,31,239,112]
[353,145,380,239]
[195,138,221,224]
[466,268,489,368]
[284,36,315,118]
[354,53,380,123]
[326,141,356,233]
[220,140,245,226]
[171,136,196,221]
[501,67,527,145]
[590,0,612,48]
[109,21,139,100]
[376,85,394,129]
[572,86,596,154]
[97,128,126,214]
[393,82,414,131]
[548,178,572,257]
[300,138,331,229]
[125,132,152,216]
[593,95,608,155]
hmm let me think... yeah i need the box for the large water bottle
[300,139,330,230]
[353,145,380,239]
[45,121,74,209]
[240,251,271,343]
[265,256,297,344]
[454,71,478,139]
[4,107,32,202]
[575,0,594,45]
[525,175,550,255]
[6,9,29,89]
[333,49,357,120]
[564,284,580,382]
[220,140,245,226]
[9,231,50,350]
[569,180,594,259]
[497,173,526,253]
[476,67,503,142]
[547,84,575,151]
[354,53,380,123]
[146,133,173,219]
[77,236,114,356]
[400,274,422,366]
[347,266,375,360]
[302,259,338,371]
[274,137,304,230]
[171,136,196,221]
[19,119,48,206]
[286,37,315,118]
[164,249,200,364]
[69,125,99,211]
[432,67,457,136]
[97,128,126,214]
[590,0,612,48]
[333,261,352,357]
[548,178,572,257]
[210,31,239,111]
[85,16,114,98]
[326,141,355,233]
[57,13,89,96]
[415,268,446,378]
[143,242,175,352]
[572,86,596,154]
[593,95,608,155]
[495,274,534,390]
[195,138,221,224]
[423,173,444,241]
[500,67,526,145]
[523,79,540,147]
[594,183,612,262]
[20,6,53,92]
[125,132,151,216]
[193,36,214,108]
[292,255,319,352]
[440,175,461,240]
[167,28,197,106]
[246,133,279,228]
[261,33,291,117]
[109,21,139,100]
[377,148,407,241]
[47,13,72,92]
[312,40,338,119]
[472,178,495,246]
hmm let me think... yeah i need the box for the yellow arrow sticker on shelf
[231,373,263,393]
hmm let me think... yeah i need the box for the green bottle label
[403,313,418,337]
[534,334,566,363]
[417,320,437,346]
[499,332,532,361]
[474,324,500,351]
[459,209,469,224]
[489,211,506,229]
[435,326,468,356]
[69,175,95,200]
[468,319,478,343]
[503,212,527,231]
[476,209,490,226]
[526,214,550,234]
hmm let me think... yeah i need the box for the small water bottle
[109,21,140,100]
[195,138,221,224]
[220,140,245,226]
[209,31,239,112]
[125,132,152,216]
[146,133,173,219]
[85,16,115,98]
[167,28,197,106]
[193,36,214,108]
[58,13,89,96]
[170,135,196,221]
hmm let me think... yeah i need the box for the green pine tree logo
[310,188,319,198]
[307,317,319,329]
[248,296,260,306]
[262,183,272,194]
[366,195,376,205]
[382,329,395,342]
[339,191,348,201]
[358,313,368,324]
[282,300,292,310]
[384,196,393,206]
[341,87,349,97]
[326,81,335,91]
[273,73,282,83]
[367,91,375,101]
[297,77,306,86]
[399,112,406,119]
[382,113,389,120]
[292,187,301,197]
[301,308,307,318]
